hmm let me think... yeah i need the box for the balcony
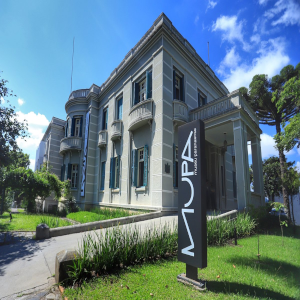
[98,130,107,147]
[173,100,188,125]
[68,89,89,101]
[59,137,82,155]
[111,120,122,140]
[128,99,153,131]
[190,90,259,127]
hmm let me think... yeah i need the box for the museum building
[36,13,264,212]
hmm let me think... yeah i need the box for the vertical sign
[81,111,90,197]
[178,119,207,272]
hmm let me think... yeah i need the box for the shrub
[38,215,71,228]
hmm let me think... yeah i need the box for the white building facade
[52,14,264,212]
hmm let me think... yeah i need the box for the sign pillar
[177,119,207,289]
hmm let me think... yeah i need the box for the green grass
[66,208,144,224]
[64,229,300,299]
[0,211,71,231]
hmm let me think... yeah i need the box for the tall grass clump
[68,222,177,284]
[90,207,142,218]
[207,212,256,245]
[38,215,71,228]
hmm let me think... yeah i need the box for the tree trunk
[276,122,291,221]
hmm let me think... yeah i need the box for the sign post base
[177,273,206,291]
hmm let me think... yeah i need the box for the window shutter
[173,70,176,100]
[71,118,75,136]
[143,145,148,187]
[61,164,65,181]
[173,144,176,187]
[131,149,137,187]
[101,162,106,190]
[146,71,152,99]
[117,154,121,188]
[67,163,72,180]
[109,157,115,188]
[180,75,184,102]
[65,121,69,137]
[134,82,139,105]
[79,116,83,137]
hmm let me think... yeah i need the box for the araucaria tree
[240,63,300,221]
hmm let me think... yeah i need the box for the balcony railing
[111,120,122,140]
[128,99,153,131]
[190,90,259,126]
[59,137,82,154]
[98,130,107,147]
[68,89,89,101]
[173,100,188,124]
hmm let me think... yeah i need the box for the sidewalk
[0,215,177,299]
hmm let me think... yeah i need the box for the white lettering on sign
[181,130,195,257]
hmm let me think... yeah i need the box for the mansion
[36,13,264,212]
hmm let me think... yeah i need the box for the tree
[240,63,300,220]
[0,74,28,167]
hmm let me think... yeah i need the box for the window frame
[116,96,123,121]
[74,118,81,137]
[197,89,207,107]
[173,69,184,102]
[102,108,108,130]
[114,156,120,189]
[132,69,152,107]
[100,161,106,191]
[137,148,144,188]
[71,164,78,189]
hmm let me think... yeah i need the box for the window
[109,156,120,189]
[100,161,106,190]
[233,171,237,198]
[131,145,148,187]
[70,116,83,137]
[117,97,123,120]
[115,156,120,188]
[74,118,81,137]
[198,90,207,107]
[173,145,178,188]
[71,164,78,189]
[60,164,65,182]
[133,70,152,106]
[173,70,184,101]
[65,120,69,137]
[221,166,224,197]
[102,108,108,130]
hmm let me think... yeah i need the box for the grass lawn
[0,211,71,231]
[66,208,145,224]
[64,230,300,299]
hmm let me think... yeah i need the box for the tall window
[71,164,78,189]
[115,156,120,188]
[74,118,81,137]
[198,90,207,107]
[173,70,184,101]
[102,108,108,130]
[117,97,123,120]
[100,161,106,190]
[133,70,152,106]
[131,145,148,188]
[137,148,144,187]
[173,145,178,188]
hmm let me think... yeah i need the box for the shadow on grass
[207,280,294,300]
[0,214,11,231]
[226,256,299,287]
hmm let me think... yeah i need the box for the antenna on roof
[71,37,75,93]
[207,41,210,67]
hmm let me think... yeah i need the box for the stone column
[251,135,264,204]
[233,120,250,210]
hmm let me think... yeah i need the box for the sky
[0,0,299,171]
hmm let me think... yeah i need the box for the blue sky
[0,0,299,170]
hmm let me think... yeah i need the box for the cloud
[218,37,289,91]
[207,0,217,11]
[250,34,261,44]
[212,15,250,51]
[217,47,241,76]
[1,96,4,104]
[16,111,49,151]
[264,0,300,26]
[297,148,300,156]
[29,159,35,171]
[194,15,199,25]
[258,0,269,5]
[260,133,295,159]
[18,98,25,106]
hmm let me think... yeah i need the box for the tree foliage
[0,74,28,167]
[239,63,300,221]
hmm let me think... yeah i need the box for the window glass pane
[139,79,146,102]
[117,98,123,120]
[101,162,106,190]
[71,164,78,188]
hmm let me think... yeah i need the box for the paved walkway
[0,215,177,299]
